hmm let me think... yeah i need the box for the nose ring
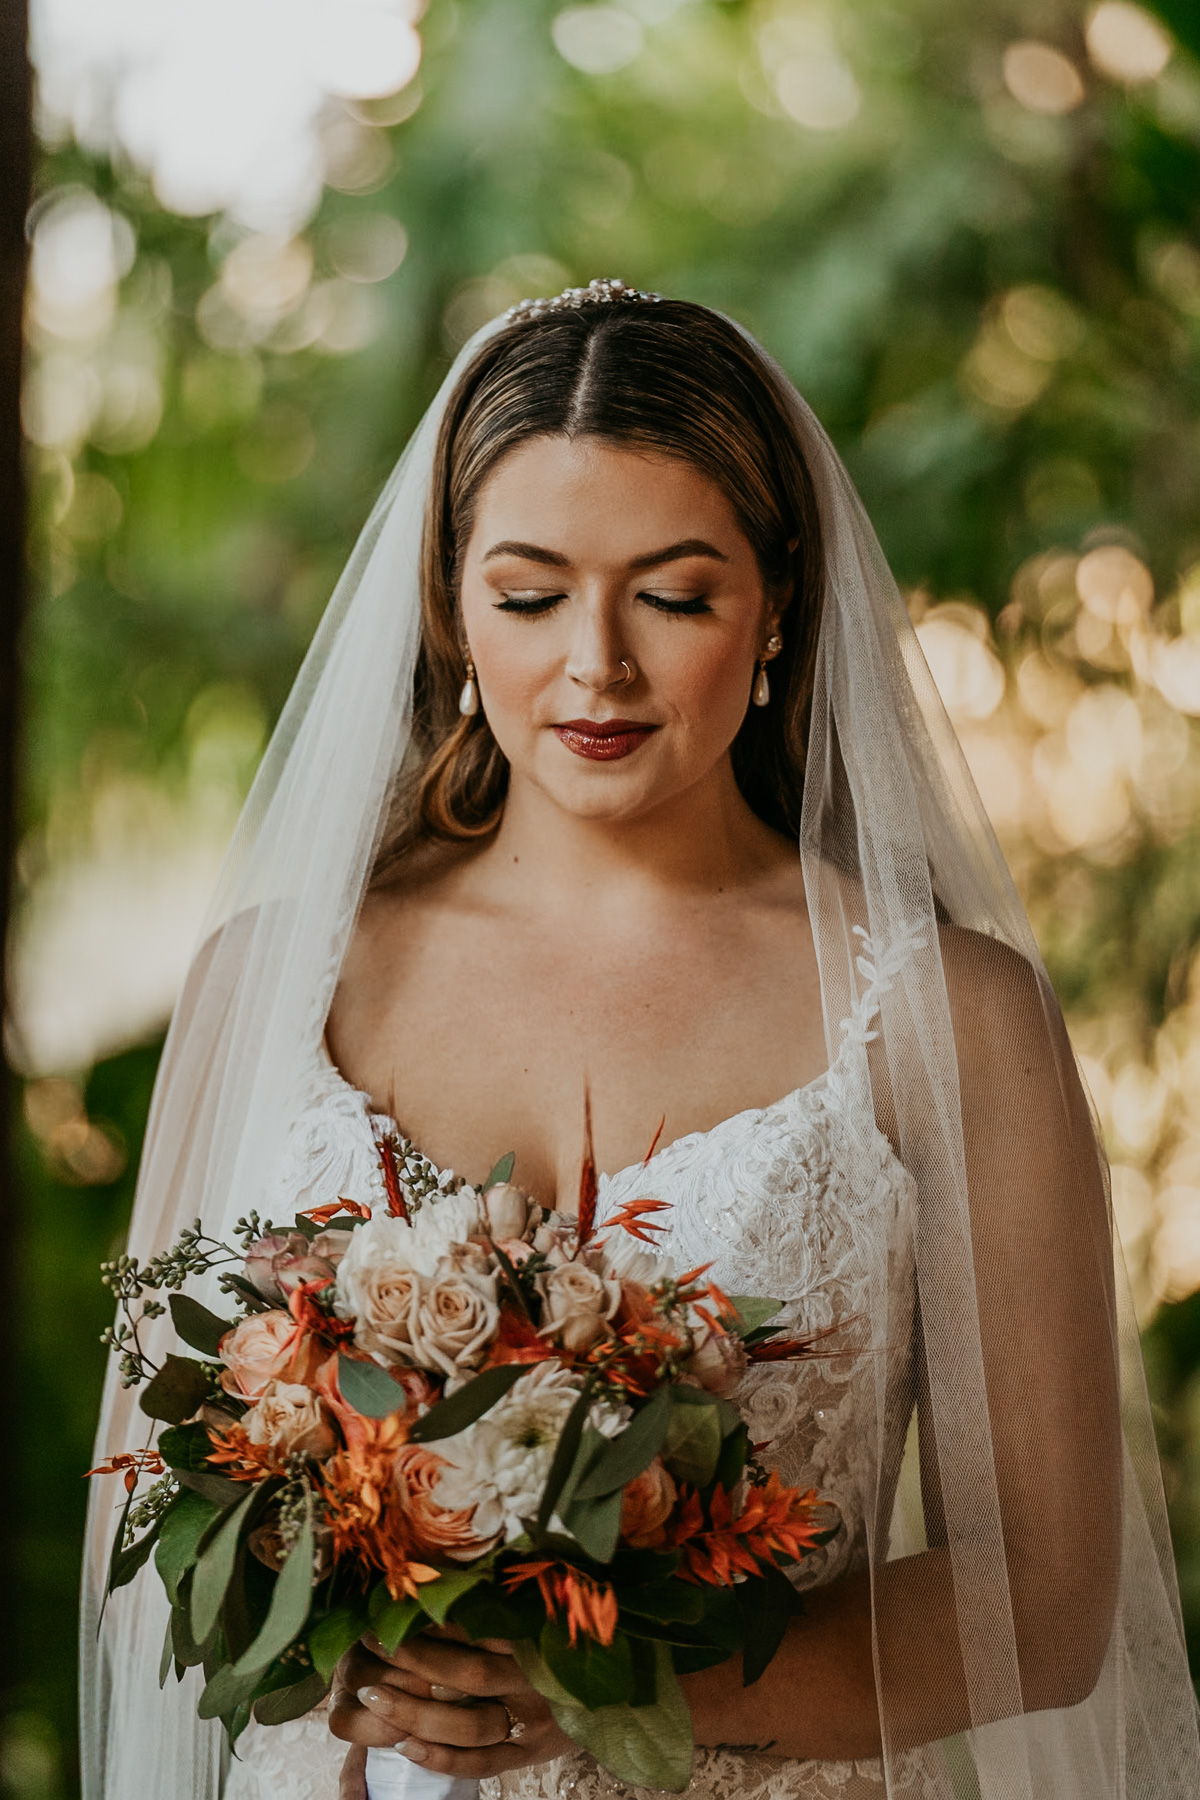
[618,659,636,686]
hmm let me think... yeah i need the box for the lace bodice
[224,938,950,1800]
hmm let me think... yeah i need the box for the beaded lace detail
[225,933,950,1800]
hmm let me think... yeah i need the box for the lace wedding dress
[225,941,951,1800]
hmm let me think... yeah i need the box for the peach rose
[620,1458,677,1548]
[394,1444,492,1562]
[537,1260,620,1355]
[243,1379,336,1459]
[219,1311,296,1400]
[484,1183,531,1242]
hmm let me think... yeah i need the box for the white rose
[434,1362,626,1545]
[408,1254,501,1379]
[243,1380,336,1459]
[537,1260,621,1354]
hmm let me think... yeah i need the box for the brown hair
[374,299,825,878]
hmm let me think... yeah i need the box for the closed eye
[639,592,712,615]
[494,591,713,617]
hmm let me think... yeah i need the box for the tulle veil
[79,302,1200,1798]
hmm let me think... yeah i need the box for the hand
[328,1628,575,1780]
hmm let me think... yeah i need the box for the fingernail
[357,1687,385,1709]
[398,1740,429,1764]
[430,1683,464,1702]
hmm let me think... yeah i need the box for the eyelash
[495,593,712,617]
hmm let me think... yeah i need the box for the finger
[328,1693,413,1751]
[359,1635,523,1699]
[391,1738,543,1781]
[356,1688,513,1750]
[337,1648,436,1702]
[338,1746,368,1800]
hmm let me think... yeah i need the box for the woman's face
[457,434,782,824]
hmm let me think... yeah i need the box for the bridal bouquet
[91,1125,838,1792]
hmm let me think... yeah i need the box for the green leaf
[156,1489,221,1605]
[419,1567,486,1626]
[513,1637,693,1791]
[563,1486,623,1563]
[157,1421,217,1472]
[369,1586,426,1656]
[540,1618,633,1710]
[537,1387,593,1535]
[336,1353,410,1419]
[177,1469,247,1507]
[483,1152,516,1191]
[572,1388,671,1501]
[231,1503,315,1677]
[253,1667,328,1725]
[171,1580,209,1669]
[221,1273,272,1314]
[662,1394,723,1486]
[110,1517,161,1593]
[198,1661,260,1721]
[409,1361,528,1443]
[226,1699,253,1748]
[170,1293,235,1356]
[159,1615,174,1690]
[139,1355,212,1425]
[619,1582,705,1626]
[736,1564,800,1687]
[714,1422,750,1495]
[724,1296,783,1336]
[452,1579,543,1643]
[308,1603,369,1681]
[191,1490,255,1645]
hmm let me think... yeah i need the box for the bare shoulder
[936,922,1076,1117]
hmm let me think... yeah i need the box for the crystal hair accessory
[505,276,664,323]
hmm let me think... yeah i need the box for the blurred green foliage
[14,0,1200,1792]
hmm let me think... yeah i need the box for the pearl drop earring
[753,633,783,708]
[458,654,480,717]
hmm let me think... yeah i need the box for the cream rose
[408,1255,500,1379]
[537,1259,621,1355]
[484,1182,531,1242]
[219,1310,295,1400]
[685,1325,748,1397]
[243,1379,336,1459]
[351,1261,426,1365]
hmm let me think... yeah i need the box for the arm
[331,931,1121,1772]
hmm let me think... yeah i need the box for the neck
[486,758,786,904]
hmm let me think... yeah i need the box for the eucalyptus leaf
[176,1469,246,1507]
[336,1352,409,1419]
[158,1421,219,1472]
[156,1489,220,1605]
[109,1518,161,1592]
[482,1152,516,1192]
[139,1354,212,1425]
[253,1668,328,1725]
[158,1615,174,1690]
[231,1504,314,1676]
[198,1661,260,1721]
[562,1485,623,1563]
[409,1361,528,1443]
[169,1293,235,1357]
[513,1638,693,1792]
[191,1490,255,1645]
[537,1387,593,1534]
[572,1387,671,1501]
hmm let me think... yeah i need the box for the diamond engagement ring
[499,1700,527,1744]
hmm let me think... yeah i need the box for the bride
[81,282,1200,1800]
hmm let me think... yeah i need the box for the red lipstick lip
[554,718,652,737]
[553,719,658,762]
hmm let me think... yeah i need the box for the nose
[563,604,632,692]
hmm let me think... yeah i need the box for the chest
[330,903,826,1207]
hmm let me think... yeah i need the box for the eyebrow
[480,537,728,570]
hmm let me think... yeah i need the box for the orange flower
[394,1444,491,1561]
[85,1449,165,1493]
[503,1560,619,1647]
[619,1458,677,1548]
[485,1303,556,1368]
[665,1472,833,1585]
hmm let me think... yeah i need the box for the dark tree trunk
[0,0,30,1709]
